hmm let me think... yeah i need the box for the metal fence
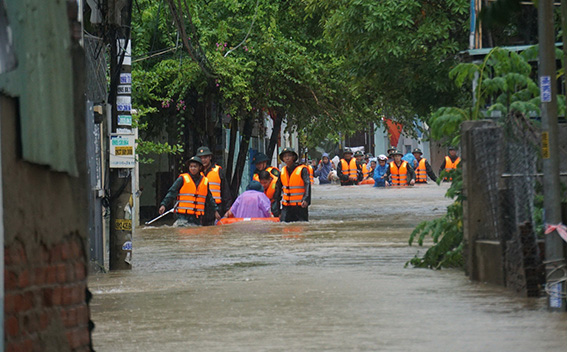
[464,119,542,297]
[500,117,541,297]
[85,34,107,103]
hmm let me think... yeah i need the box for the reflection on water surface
[90,184,567,351]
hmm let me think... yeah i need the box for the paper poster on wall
[110,134,136,168]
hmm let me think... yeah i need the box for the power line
[132,45,181,63]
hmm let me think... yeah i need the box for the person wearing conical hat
[158,156,218,226]
[272,147,311,222]
[196,146,233,225]
[384,150,415,187]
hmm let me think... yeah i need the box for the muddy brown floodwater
[89,183,567,351]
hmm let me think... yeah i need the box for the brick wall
[5,235,91,351]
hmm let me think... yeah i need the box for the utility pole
[108,0,134,270]
[538,0,566,311]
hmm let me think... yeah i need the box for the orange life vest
[307,165,314,184]
[267,166,279,175]
[252,166,279,182]
[281,165,306,206]
[264,177,277,203]
[389,161,408,186]
[362,163,371,179]
[443,156,461,181]
[176,174,209,216]
[340,158,357,181]
[444,156,460,171]
[415,158,427,183]
[204,165,222,204]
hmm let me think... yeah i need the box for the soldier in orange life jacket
[196,146,233,225]
[384,150,416,186]
[252,152,280,182]
[272,147,311,222]
[158,156,218,226]
[355,150,372,181]
[304,157,315,185]
[412,148,437,184]
[258,170,277,205]
[439,146,461,182]
[337,147,359,185]
[386,145,397,163]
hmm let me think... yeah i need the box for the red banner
[384,119,403,147]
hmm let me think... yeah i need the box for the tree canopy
[131,0,471,155]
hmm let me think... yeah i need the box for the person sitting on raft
[224,181,272,218]
[158,156,218,226]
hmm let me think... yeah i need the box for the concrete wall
[2,1,92,350]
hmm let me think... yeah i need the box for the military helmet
[188,156,203,166]
[387,145,397,153]
[412,148,423,155]
[364,153,373,159]
[354,150,364,157]
[279,147,298,160]
[253,152,269,164]
[343,147,353,155]
[448,146,457,151]
[391,149,404,156]
[196,146,213,157]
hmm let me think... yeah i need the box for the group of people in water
[158,145,460,226]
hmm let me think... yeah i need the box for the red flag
[384,119,403,147]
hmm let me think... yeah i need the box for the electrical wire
[544,260,567,299]
[132,45,181,63]
[224,0,260,57]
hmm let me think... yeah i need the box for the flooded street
[89,183,567,351]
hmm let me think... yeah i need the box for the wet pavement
[89,183,567,351]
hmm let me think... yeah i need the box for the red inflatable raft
[217,217,280,225]
[359,179,374,185]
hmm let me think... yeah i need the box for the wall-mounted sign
[115,219,132,232]
[117,85,131,95]
[540,76,552,103]
[118,115,132,126]
[110,134,135,168]
[120,73,131,84]
[541,131,550,159]
[116,96,131,112]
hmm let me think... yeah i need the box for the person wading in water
[272,147,311,222]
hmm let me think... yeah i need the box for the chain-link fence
[500,117,541,297]
[464,119,541,297]
[85,34,107,103]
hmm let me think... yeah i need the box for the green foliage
[409,47,549,270]
[407,168,464,269]
[135,140,183,164]
[427,47,548,146]
[308,0,470,119]
[131,1,475,158]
